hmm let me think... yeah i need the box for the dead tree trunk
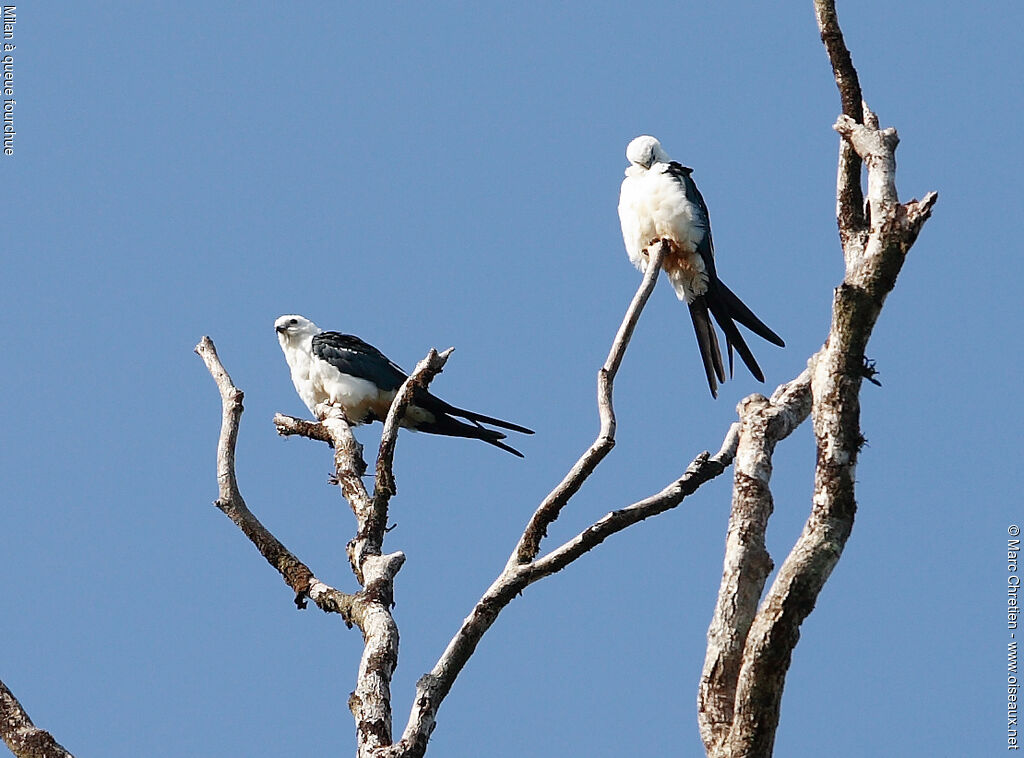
[696,2,937,756]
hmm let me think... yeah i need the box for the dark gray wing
[663,161,717,277]
[313,331,533,433]
[311,332,407,391]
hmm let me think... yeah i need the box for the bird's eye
[289,318,298,326]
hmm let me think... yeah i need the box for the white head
[274,314,322,348]
[625,135,670,169]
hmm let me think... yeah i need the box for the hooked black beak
[275,325,287,334]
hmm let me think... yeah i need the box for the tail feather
[413,388,534,435]
[415,414,525,457]
[689,276,785,392]
[688,299,726,398]
[706,293,766,383]
[447,406,535,436]
[716,281,786,347]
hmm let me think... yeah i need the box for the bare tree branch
[814,0,866,237]
[195,337,358,619]
[290,348,455,758]
[814,0,863,124]
[698,371,812,750]
[0,678,74,758]
[383,439,737,758]
[273,413,335,445]
[372,348,454,534]
[513,240,668,565]
[696,5,938,755]
[377,241,749,757]
[320,408,374,519]
[347,550,404,758]
[530,428,740,579]
[720,125,934,757]
[199,340,417,757]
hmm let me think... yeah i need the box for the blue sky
[2,2,1019,756]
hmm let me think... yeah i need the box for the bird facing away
[617,135,785,398]
[274,315,534,456]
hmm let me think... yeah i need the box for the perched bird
[617,135,785,398]
[274,315,533,456]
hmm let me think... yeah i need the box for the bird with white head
[274,314,533,456]
[617,135,785,397]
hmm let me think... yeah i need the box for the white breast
[618,163,710,302]
[618,163,705,268]
[280,337,324,414]
[312,360,388,425]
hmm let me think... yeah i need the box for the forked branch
[269,344,454,758]
[513,240,668,564]
[698,371,812,748]
[380,240,743,757]
[698,3,937,756]
[195,337,357,619]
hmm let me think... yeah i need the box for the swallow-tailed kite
[617,135,785,398]
[275,315,533,456]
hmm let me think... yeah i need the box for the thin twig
[372,347,454,534]
[814,0,866,237]
[513,241,667,565]
[529,447,734,578]
[273,413,334,445]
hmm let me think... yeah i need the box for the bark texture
[697,3,937,756]
[195,337,358,619]
[199,338,452,757]
[698,373,812,748]
[0,680,74,758]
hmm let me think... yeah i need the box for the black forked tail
[415,414,526,457]
[716,281,786,347]
[414,388,534,436]
[447,407,535,436]
[689,279,785,397]
[688,299,726,399]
